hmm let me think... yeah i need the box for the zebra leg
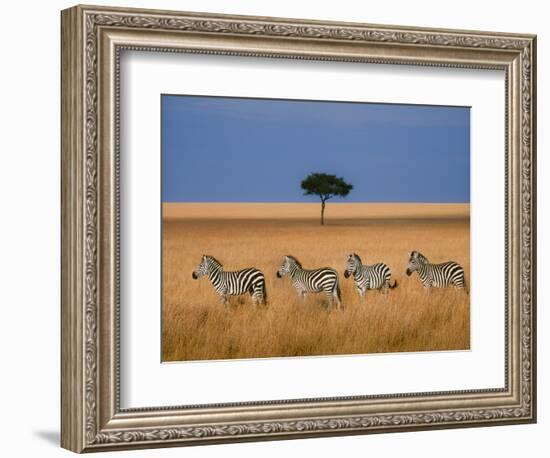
[382,281,390,295]
[333,290,342,311]
[253,291,264,307]
[259,282,267,305]
[217,285,230,306]
[422,278,433,294]
[330,284,342,311]
[325,292,335,311]
[455,282,468,295]
[248,285,258,308]
[251,280,266,307]
[250,292,258,308]
[457,274,468,294]
[253,285,266,307]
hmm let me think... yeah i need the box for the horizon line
[162,201,471,205]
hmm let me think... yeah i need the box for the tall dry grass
[162,203,470,362]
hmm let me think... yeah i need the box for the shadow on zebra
[406,250,468,293]
[343,253,397,299]
[276,255,342,311]
[192,255,267,307]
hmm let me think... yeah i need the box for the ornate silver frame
[61,4,537,453]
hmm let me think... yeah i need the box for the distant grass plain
[162,203,470,362]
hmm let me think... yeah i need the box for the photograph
[161,95,471,362]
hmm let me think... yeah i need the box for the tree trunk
[320,199,326,225]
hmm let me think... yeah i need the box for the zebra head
[406,251,428,276]
[192,255,221,279]
[277,255,301,278]
[344,253,362,278]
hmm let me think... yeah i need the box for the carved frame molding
[61,5,536,453]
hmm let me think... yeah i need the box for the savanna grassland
[162,203,470,362]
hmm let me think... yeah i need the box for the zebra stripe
[344,253,397,298]
[406,251,467,291]
[192,255,266,306]
[276,255,341,310]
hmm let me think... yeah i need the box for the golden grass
[162,203,470,362]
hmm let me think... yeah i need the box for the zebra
[192,255,267,306]
[276,255,342,310]
[343,253,397,298]
[406,250,467,292]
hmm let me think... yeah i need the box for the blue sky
[161,95,470,203]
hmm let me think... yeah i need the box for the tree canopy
[301,173,353,202]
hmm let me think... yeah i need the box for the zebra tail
[389,279,398,289]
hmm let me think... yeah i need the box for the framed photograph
[161,95,471,362]
[61,4,537,453]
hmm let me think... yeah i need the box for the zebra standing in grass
[276,255,342,310]
[406,251,467,292]
[344,253,397,298]
[192,255,267,306]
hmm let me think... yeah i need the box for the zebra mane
[286,255,302,268]
[204,255,223,268]
[411,251,428,263]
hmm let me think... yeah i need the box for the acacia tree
[301,173,353,225]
